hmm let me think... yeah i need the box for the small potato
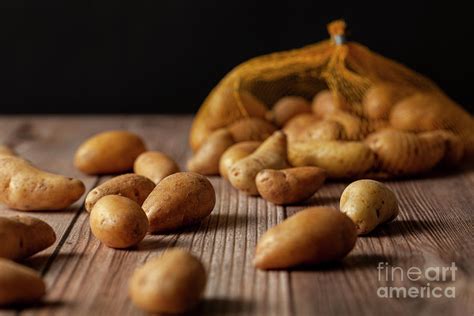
[189,88,267,151]
[129,248,206,314]
[283,113,320,143]
[134,151,180,184]
[268,96,311,127]
[256,167,326,205]
[228,131,289,195]
[90,195,149,249]
[254,207,357,269]
[365,129,445,175]
[0,216,56,260]
[0,145,15,157]
[294,120,345,142]
[85,174,155,213]
[227,117,277,143]
[288,140,375,178]
[187,128,235,175]
[0,258,46,305]
[362,83,414,120]
[219,141,261,179]
[143,172,215,233]
[325,110,366,140]
[311,90,349,119]
[75,130,147,175]
[340,180,398,235]
[0,156,85,211]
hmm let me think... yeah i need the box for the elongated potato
[430,130,464,166]
[75,130,146,175]
[189,87,267,151]
[0,156,85,211]
[0,216,56,260]
[365,129,445,175]
[311,90,349,119]
[254,207,357,269]
[228,131,288,195]
[283,113,320,143]
[143,172,215,233]
[219,141,261,179]
[256,167,326,205]
[227,118,277,143]
[362,83,414,120]
[129,249,206,314]
[340,180,398,235]
[0,145,15,157]
[134,151,180,184]
[90,195,149,248]
[0,258,46,305]
[288,140,375,178]
[187,129,235,175]
[268,96,311,127]
[85,174,155,213]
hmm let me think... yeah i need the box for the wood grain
[0,115,473,316]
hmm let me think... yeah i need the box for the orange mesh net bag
[189,20,473,179]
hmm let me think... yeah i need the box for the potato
[134,151,180,184]
[90,195,149,248]
[129,248,206,314]
[283,113,320,143]
[311,90,349,119]
[254,207,357,269]
[340,180,398,235]
[189,87,267,152]
[0,156,85,211]
[365,129,445,175]
[228,131,288,195]
[256,167,326,205]
[74,130,146,174]
[227,117,277,143]
[294,120,345,142]
[219,141,261,179]
[0,216,56,260]
[362,83,414,120]
[85,174,154,213]
[288,140,375,178]
[389,93,473,134]
[0,258,46,305]
[431,130,465,166]
[325,110,366,140]
[268,96,311,127]
[143,172,215,233]
[187,128,235,175]
[0,145,15,157]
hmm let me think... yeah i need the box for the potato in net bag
[190,20,473,179]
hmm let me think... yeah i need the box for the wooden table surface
[0,115,473,316]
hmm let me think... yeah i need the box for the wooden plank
[0,115,472,316]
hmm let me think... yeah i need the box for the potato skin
[129,249,206,314]
[325,110,365,140]
[294,120,345,142]
[431,130,465,166]
[269,96,311,127]
[0,216,56,260]
[227,118,277,143]
[90,195,149,249]
[0,145,15,157]
[288,140,375,178]
[187,129,235,175]
[0,258,46,305]
[283,113,320,143]
[256,167,326,205]
[362,83,413,120]
[340,180,398,235]
[74,130,146,175]
[134,151,180,184]
[228,131,288,195]
[85,174,155,213]
[0,156,85,211]
[311,90,349,119]
[254,207,357,269]
[219,141,261,179]
[143,172,216,233]
[365,129,445,175]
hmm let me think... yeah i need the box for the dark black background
[1,1,473,114]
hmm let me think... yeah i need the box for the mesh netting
[190,20,473,178]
